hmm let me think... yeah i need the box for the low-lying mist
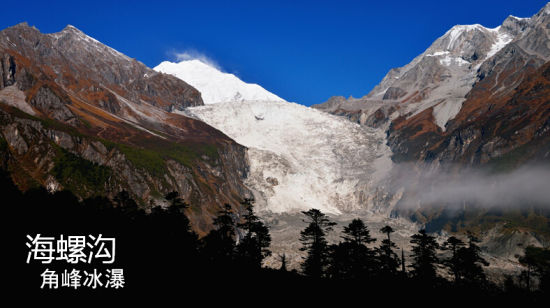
[389,163,550,209]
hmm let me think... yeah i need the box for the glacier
[178,100,394,215]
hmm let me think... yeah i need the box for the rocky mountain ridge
[314,4,550,168]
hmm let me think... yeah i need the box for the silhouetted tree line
[297,208,549,303]
[3,169,548,302]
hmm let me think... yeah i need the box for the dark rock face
[29,86,77,124]
[383,87,406,100]
[0,54,16,88]
[0,23,252,235]
[265,177,278,186]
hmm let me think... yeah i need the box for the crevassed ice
[178,100,393,214]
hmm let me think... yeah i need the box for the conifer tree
[202,204,237,263]
[236,199,272,268]
[343,219,376,246]
[519,246,550,293]
[458,232,489,286]
[442,236,466,283]
[401,247,407,278]
[378,225,400,276]
[329,218,377,279]
[279,254,288,272]
[164,191,194,234]
[300,209,336,278]
[409,229,440,282]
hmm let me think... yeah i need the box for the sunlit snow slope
[155,60,285,104]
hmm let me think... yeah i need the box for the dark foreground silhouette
[3,170,548,303]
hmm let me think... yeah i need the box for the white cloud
[390,163,550,209]
[169,49,223,71]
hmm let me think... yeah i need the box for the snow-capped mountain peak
[154,59,285,104]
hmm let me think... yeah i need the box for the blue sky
[2,0,547,105]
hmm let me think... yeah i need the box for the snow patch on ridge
[439,55,470,66]
[425,51,450,57]
[486,31,513,59]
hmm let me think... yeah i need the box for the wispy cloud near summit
[168,49,223,71]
